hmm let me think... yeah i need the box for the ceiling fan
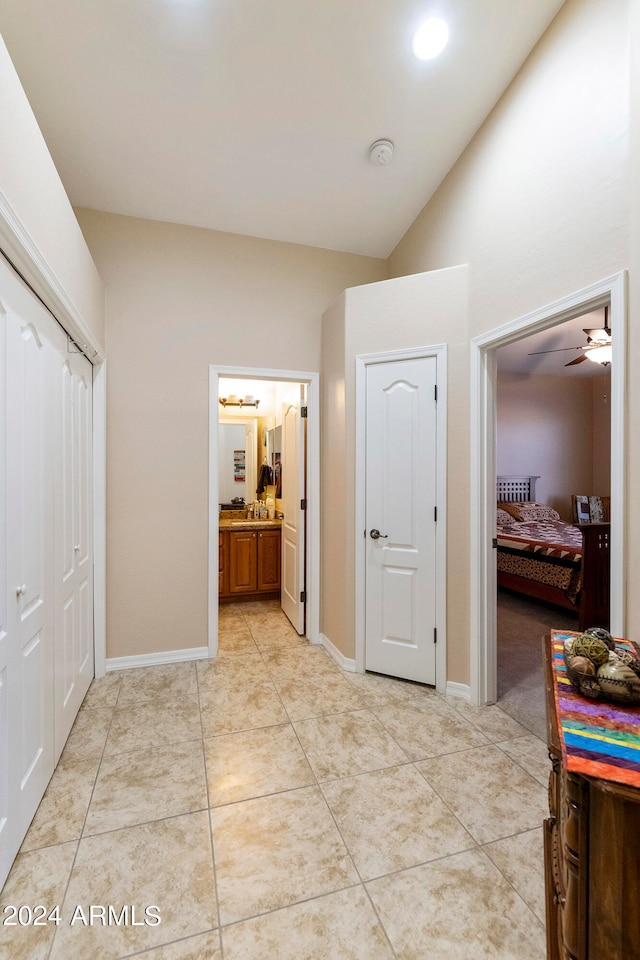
[527,307,612,367]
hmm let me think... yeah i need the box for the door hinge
[300,590,307,603]
[434,384,438,403]
[434,627,437,644]
[300,498,307,510]
[492,537,498,549]
[434,506,437,522]
[301,406,308,418]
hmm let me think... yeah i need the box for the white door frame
[208,364,320,657]
[355,344,448,693]
[0,193,107,678]
[470,272,627,706]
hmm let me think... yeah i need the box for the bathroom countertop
[218,518,282,530]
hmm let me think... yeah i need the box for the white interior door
[280,386,306,633]
[1,286,55,883]
[365,357,438,685]
[54,350,94,760]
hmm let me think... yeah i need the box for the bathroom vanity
[218,519,281,602]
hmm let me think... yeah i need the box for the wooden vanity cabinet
[256,529,281,591]
[543,638,640,960]
[229,530,258,594]
[219,527,281,602]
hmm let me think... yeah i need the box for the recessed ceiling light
[412,18,449,61]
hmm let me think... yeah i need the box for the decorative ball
[597,661,640,699]
[572,634,611,667]
[569,655,596,676]
[583,626,616,650]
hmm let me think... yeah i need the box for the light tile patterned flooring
[0,601,549,959]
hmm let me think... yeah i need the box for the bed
[496,475,610,629]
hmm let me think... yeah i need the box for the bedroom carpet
[497,588,579,742]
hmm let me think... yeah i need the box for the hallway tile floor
[0,601,548,959]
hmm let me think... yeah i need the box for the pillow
[496,508,513,525]
[498,501,560,523]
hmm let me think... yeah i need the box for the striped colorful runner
[551,630,640,788]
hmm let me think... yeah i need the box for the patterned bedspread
[496,518,583,561]
[497,519,583,602]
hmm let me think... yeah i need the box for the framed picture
[233,449,245,482]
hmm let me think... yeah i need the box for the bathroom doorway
[208,365,320,657]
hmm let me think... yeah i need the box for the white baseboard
[319,633,356,672]
[106,646,209,672]
[445,681,471,701]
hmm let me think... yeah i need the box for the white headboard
[496,475,540,503]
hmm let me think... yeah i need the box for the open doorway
[470,272,626,710]
[208,365,320,658]
[493,308,611,737]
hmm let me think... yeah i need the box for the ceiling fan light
[585,345,612,365]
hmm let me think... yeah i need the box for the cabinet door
[258,530,281,591]
[229,532,257,593]
[218,531,229,596]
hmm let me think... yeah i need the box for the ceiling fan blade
[565,354,589,367]
[527,346,582,356]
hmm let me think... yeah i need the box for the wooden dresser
[543,638,640,959]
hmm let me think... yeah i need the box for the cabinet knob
[16,584,26,597]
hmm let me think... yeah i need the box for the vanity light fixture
[219,394,260,409]
[412,17,449,60]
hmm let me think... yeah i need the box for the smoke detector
[369,139,394,165]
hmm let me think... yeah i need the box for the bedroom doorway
[470,272,627,709]
[493,316,612,736]
[208,365,320,658]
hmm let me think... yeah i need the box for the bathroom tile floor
[0,601,549,959]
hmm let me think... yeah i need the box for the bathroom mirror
[218,419,257,505]
[266,426,282,497]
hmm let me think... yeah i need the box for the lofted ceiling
[0,0,565,258]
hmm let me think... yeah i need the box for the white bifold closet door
[55,336,94,759]
[0,256,93,889]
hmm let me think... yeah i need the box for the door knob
[16,584,26,597]
[369,529,388,540]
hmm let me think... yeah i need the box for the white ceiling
[1,0,565,258]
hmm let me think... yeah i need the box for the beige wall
[496,372,611,520]
[320,294,348,653]
[0,36,104,347]
[321,265,469,673]
[75,209,386,659]
[390,0,629,327]
[382,0,630,684]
